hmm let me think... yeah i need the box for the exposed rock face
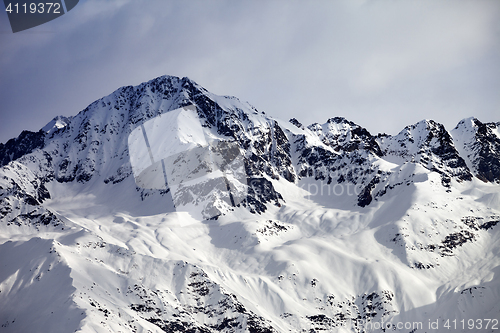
[452,117,500,183]
[0,130,45,167]
[377,119,473,183]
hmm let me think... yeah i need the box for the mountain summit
[0,75,499,332]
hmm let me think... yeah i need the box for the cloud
[348,1,497,94]
[0,0,499,143]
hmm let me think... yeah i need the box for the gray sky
[1,0,499,143]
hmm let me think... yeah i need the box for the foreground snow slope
[0,75,499,332]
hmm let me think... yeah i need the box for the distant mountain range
[1,75,499,332]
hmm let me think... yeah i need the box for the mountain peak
[406,118,440,131]
[454,116,480,130]
[41,115,72,135]
[325,116,356,126]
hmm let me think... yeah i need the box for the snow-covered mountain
[0,75,499,333]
